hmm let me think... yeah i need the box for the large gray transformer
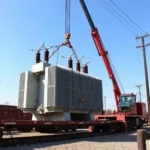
[18,63,103,121]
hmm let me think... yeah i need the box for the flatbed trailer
[0,120,123,140]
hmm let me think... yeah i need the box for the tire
[131,120,136,130]
[137,119,143,129]
[127,120,131,132]
[92,126,100,132]
[115,124,121,133]
[65,129,69,132]
[0,129,3,140]
[71,128,76,132]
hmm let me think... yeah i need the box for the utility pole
[136,34,150,125]
[136,85,143,102]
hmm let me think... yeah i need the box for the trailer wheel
[131,120,136,130]
[90,126,100,132]
[65,129,69,132]
[71,128,76,132]
[0,129,3,140]
[127,120,131,132]
[137,119,143,129]
[115,124,121,133]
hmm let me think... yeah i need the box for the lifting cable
[108,54,125,94]
[48,42,82,66]
[65,0,71,40]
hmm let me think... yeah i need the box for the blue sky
[0,0,150,110]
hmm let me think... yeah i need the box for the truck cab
[118,94,137,113]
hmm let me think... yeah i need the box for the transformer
[18,62,103,121]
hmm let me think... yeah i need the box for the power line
[97,0,137,35]
[102,0,142,35]
[109,0,148,34]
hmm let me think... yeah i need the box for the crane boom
[79,0,121,109]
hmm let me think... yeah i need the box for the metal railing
[137,129,150,150]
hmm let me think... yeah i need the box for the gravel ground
[1,127,150,150]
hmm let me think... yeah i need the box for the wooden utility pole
[136,85,143,102]
[136,34,150,125]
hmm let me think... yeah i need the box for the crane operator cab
[118,93,136,113]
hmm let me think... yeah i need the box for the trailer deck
[0,120,123,140]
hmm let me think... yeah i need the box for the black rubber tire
[65,129,69,132]
[71,128,76,132]
[131,120,136,130]
[127,120,132,132]
[137,119,143,129]
[0,129,3,140]
[115,124,121,133]
[92,126,100,132]
[102,125,109,132]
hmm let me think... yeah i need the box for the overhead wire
[109,0,148,34]
[102,0,143,35]
[88,0,149,96]
[97,0,137,36]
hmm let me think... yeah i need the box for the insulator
[83,64,88,74]
[76,61,80,72]
[44,49,49,62]
[36,51,40,63]
[68,57,73,69]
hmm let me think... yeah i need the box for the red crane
[79,0,137,113]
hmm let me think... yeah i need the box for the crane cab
[118,94,137,114]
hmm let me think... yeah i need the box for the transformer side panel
[26,71,38,108]
[18,71,38,109]
[47,66,56,107]
[55,66,72,108]
[72,72,79,109]
[18,72,25,108]
[47,87,55,107]
[37,74,45,108]
[72,89,79,109]
[46,66,103,111]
